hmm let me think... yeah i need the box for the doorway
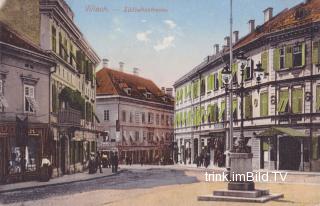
[279,137,301,170]
[60,137,67,174]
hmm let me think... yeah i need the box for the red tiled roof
[0,21,47,55]
[234,0,320,50]
[96,68,174,105]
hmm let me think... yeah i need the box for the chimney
[224,36,230,47]
[102,58,109,68]
[214,44,220,54]
[233,31,239,44]
[133,67,139,76]
[165,88,173,96]
[263,7,273,23]
[119,61,124,72]
[248,19,255,33]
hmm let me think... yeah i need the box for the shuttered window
[261,51,269,73]
[207,74,214,91]
[244,95,253,119]
[218,71,223,89]
[260,92,268,117]
[292,88,303,114]
[192,80,199,99]
[278,89,289,113]
[313,41,319,65]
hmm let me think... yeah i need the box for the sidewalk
[0,167,121,194]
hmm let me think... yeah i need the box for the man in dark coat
[114,152,119,173]
[96,152,103,173]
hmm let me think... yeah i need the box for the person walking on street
[114,152,119,173]
[96,152,103,173]
[140,156,144,166]
[111,152,115,173]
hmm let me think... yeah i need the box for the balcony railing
[58,108,81,127]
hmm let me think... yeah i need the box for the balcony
[58,108,81,127]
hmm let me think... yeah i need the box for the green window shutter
[245,95,252,119]
[232,63,238,75]
[278,90,289,113]
[206,76,210,91]
[273,48,280,71]
[285,46,293,69]
[301,43,306,66]
[263,142,269,151]
[184,86,188,98]
[260,92,268,117]
[218,71,222,89]
[312,41,319,65]
[292,88,303,114]
[261,51,269,72]
[316,86,320,111]
[207,104,211,122]
[209,74,214,91]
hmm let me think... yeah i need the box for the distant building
[174,0,320,171]
[0,22,55,183]
[96,68,175,164]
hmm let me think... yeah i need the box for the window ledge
[277,65,305,73]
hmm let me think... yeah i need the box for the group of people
[89,151,119,174]
[195,153,210,168]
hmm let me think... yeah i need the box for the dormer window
[144,92,151,99]
[124,88,131,96]
[295,8,307,20]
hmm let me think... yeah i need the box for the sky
[65,0,303,88]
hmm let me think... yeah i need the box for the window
[51,26,56,52]
[24,85,38,113]
[245,59,253,80]
[58,32,62,57]
[63,38,68,61]
[280,48,285,69]
[214,73,219,90]
[244,95,253,119]
[200,78,206,96]
[104,110,109,121]
[0,79,3,95]
[161,114,164,125]
[317,86,320,112]
[129,112,133,123]
[260,92,269,117]
[122,110,126,122]
[292,87,303,114]
[218,101,226,122]
[0,79,6,112]
[232,63,238,84]
[135,112,140,123]
[232,99,238,120]
[148,112,154,124]
[278,89,289,113]
[293,44,303,67]
[166,115,169,126]
[156,114,160,125]
[135,131,139,141]
[141,112,146,124]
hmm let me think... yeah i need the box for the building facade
[39,0,100,175]
[0,22,56,183]
[174,0,320,171]
[96,67,174,164]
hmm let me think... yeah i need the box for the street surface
[1,165,320,206]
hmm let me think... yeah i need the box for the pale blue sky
[65,0,303,88]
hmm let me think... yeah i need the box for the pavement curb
[0,170,126,194]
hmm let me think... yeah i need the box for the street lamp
[221,65,232,86]
[254,61,264,86]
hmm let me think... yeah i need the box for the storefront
[0,121,49,183]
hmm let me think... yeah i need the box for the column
[190,138,194,164]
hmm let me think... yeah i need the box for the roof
[96,68,174,106]
[0,21,47,55]
[257,127,308,138]
[174,0,320,87]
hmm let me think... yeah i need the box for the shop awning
[257,127,308,138]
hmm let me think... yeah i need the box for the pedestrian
[96,152,103,173]
[114,152,119,173]
[111,152,115,173]
[140,156,144,166]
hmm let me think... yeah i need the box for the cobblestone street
[1,165,320,206]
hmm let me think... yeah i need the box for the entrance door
[279,137,301,170]
[61,138,67,174]
[0,138,5,182]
